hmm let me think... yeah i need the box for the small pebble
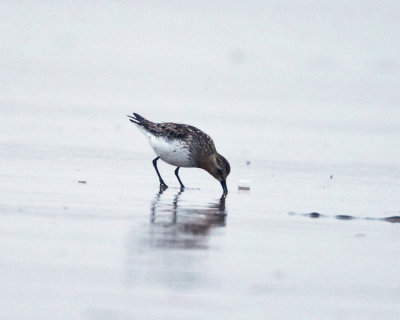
[78,180,87,184]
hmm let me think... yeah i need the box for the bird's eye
[217,169,223,176]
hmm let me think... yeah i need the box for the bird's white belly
[148,135,193,167]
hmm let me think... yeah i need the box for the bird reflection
[149,188,227,249]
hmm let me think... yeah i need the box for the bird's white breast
[138,126,194,167]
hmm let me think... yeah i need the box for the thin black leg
[152,157,168,189]
[174,167,185,189]
[220,180,228,199]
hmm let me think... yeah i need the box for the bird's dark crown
[199,153,230,182]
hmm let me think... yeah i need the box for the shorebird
[127,113,230,197]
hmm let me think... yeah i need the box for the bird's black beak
[221,180,228,197]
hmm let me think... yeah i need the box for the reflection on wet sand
[125,189,227,288]
[125,188,227,290]
[149,189,227,249]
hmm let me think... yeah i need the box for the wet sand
[1,103,400,320]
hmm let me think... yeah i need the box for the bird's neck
[198,154,217,172]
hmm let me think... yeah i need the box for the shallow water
[1,102,400,320]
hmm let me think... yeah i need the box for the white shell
[137,125,194,167]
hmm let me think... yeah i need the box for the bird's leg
[220,180,228,198]
[152,157,168,189]
[174,167,185,190]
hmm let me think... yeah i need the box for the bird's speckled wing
[127,113,217,158]
[149,122,217,157]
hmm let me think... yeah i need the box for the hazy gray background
[1,1,399,110]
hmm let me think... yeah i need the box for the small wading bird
[127,113,230,197]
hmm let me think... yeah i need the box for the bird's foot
[159,183,168,191]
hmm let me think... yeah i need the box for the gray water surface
[1,103,400,320]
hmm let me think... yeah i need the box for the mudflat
[1,103,399,319]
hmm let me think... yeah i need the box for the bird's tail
[127,113,149,126]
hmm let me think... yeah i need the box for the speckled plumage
[128,113,230,196]
[134,117,216,165]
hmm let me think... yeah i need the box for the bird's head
[202,153,231,196]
